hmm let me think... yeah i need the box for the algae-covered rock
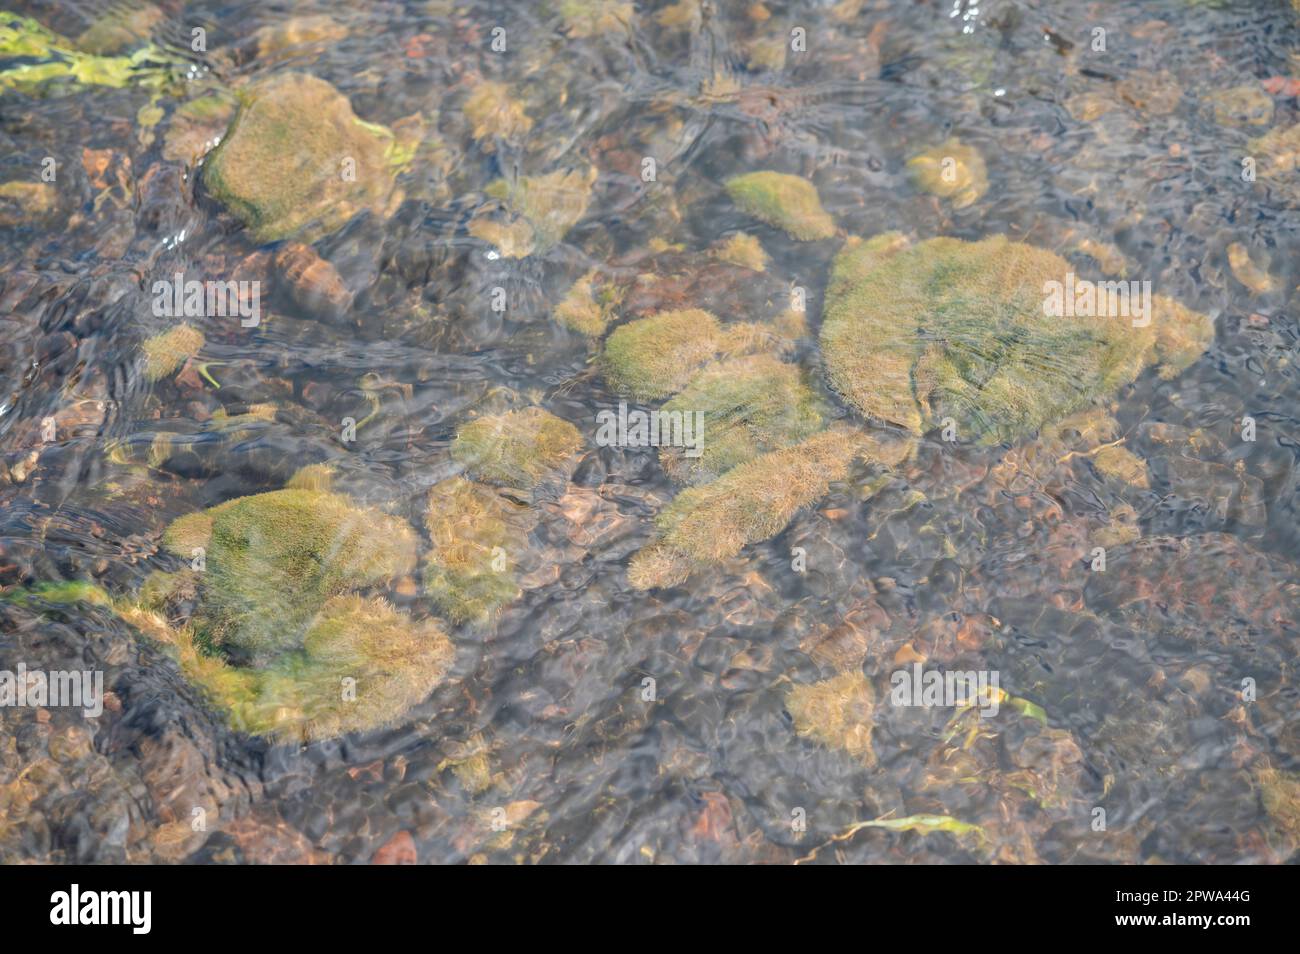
[724,171,835,241]
[467,215,536,258]
[451,407,583,489]
[1257,763,1300,842]
[162,92,236,164]
[820,234,1214,443]
[464,80,533,148]
[1205,85,1273,127]
[134,488,447,740]
[77,3,162,55]
[162,488,418,662]
[1248,123,1300,206]
[786,671,876,766]
[906,138,988,209]
[554,270,623,336]
[484,166,596,252]
[0,181,57,226]
[628,426,884,589]
[425,477,526,623]
[142,323,203,382]
[253,14,348,60]
[204,72,405,243]
[602,308,727,401]
[713,232,768,271]
[559,0,634,37]
[658,354,824,484]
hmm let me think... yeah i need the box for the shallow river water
[1,0,1298,864]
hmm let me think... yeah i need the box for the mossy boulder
[724,171,835,241]
[820,234,1214,443]
[658,353,825,484]
[424,477,527,623]
[450,407,583,489]
[131,488,447,740]
[204,72,406,243]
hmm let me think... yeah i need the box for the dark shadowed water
[1,0,1298,864]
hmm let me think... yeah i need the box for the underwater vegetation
[724,171,836,241]
[424,476,527,625]
[204,72,413,242]
[820,234,1214,443]
[451,407,583,490]
[126,485,451,740]
[0,8,180,93]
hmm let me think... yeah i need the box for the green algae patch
[602,308,726,401]
[132,488,447,740]
[559,0,634,37]
[554,270,623,336]
[658,354,825,485]
[906,138,988,209]
[484,166,596,252]
[425,477,525,624]
[0,181,58,226]
[0,580,112,608]
[724,171,835,241]
[122,594,452,742]
[142,323,203,382]
[786,671,876,766]
[77,4,162,55]
[162,488,418,663]
[203,72,406,243]
[820,234,1214,443]
[464,80,533,147]
[1258,763,1300,844]
[0,10,177,94]
[451,407,583,489]
[628,426,877,589]
[713,233,768,271]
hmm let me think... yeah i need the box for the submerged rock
[1083,533,1300,645]
[463,80,533,148]
[906,138,988,209]
[77,4,162,55]
[0,181,58,226]
[204,73,406,242]
[724,171,835,241]
[451,407,583,490]
[602,309,729,401]
[820,234,1214,443]
[1248,123,1300,206]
